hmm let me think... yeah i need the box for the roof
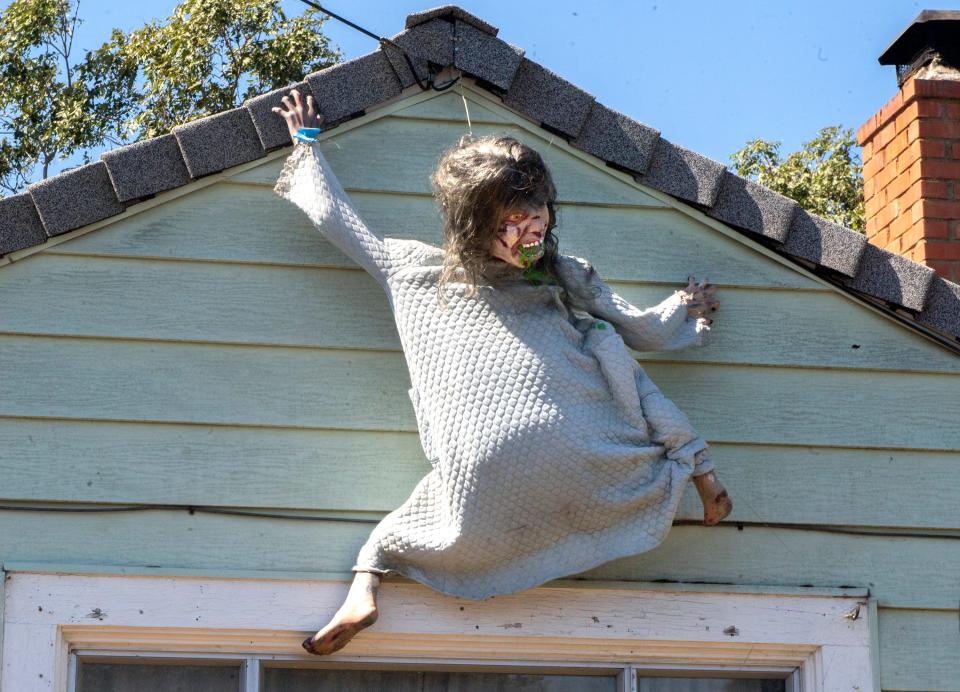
[2,4,958,349]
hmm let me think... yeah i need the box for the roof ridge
[1,4,957,348]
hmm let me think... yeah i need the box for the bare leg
[692,470,733,526]
[302,571,380,656]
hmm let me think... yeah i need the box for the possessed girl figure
[272,90,732,656]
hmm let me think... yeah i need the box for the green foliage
[0,0,339,196]
[729,126,865,232]
[100,0,339,139]
[0,0,128,193]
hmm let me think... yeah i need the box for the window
[2,571,874,692]
[72,655,795,692]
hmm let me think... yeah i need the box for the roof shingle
[28,161,125,237]
[173,108,265,179]
[101,133,191,202]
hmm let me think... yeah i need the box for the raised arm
[555,254,716,352]
[272,89,400,291]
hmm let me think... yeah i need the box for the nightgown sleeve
[555,254,712,352]
[273,140,405,292]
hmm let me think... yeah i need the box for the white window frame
[1,571,877,692]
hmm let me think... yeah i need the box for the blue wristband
[295,127,322,143]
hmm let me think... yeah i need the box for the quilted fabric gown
[275,141,716,601]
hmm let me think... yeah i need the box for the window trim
[1,571,876,691]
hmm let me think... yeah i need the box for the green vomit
[518,242,549,285]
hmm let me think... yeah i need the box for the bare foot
[692,471,733,526]
[302,572,380,656]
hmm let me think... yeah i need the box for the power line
[296,0,460,92]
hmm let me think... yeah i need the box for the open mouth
[513,239,544,259]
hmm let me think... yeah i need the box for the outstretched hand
[682,275,719,324]
[271,88,325,144]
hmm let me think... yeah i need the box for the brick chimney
[857,11,960,282]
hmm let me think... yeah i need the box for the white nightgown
[275,141,715,601]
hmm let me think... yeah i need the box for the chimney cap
[879,10,960,65]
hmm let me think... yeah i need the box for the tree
[0,0,135,193]
[0,0,340,197]
[729,126,865,232]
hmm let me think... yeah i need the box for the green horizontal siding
[1,254,954,371]
[2,418,957,530]
[0,512,954,610]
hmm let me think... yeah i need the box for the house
[1,5,957,691]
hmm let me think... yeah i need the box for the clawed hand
[682,275,719,324]
[271,88,325,144]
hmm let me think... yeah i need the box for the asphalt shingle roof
[1,4,957,349]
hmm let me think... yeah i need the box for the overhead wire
[296,0,460,92]
[0,503,956,539]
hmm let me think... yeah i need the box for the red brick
[858,114,880,145]
[920,159,960,180]
[895,102,920,132]
[875,120,898,148]
[889,211,915,241]
[917,120,960,139]
[919,218,950,239]
[918,138,948,158]
[875,226,891,248]
[923,240,960,260]
[916,199,960,220]
[947,103,960,120]
[914,79,960,100]
[901,76,919,102]
[951,220,960,240]
[865,194,884,220]
[916,99,944,118]
[908,159,924,184]
[886,168,912,202]
[952,142,960,159]
[885,129,911,161]
[907,119,920,143]
[863,151,886,179]
[875,161,901,190]
[927,260,957,282]
[919,179,949,199]
[874,202,897,229]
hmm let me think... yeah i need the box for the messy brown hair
[430,133,561,305]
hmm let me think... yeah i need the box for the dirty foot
[302,572,380,656]
[692,471,733,526]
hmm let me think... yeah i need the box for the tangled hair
[430,133,562,305]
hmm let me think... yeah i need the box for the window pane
[263,668,617,691]
[77,661,240,692]
[639,677,786,692]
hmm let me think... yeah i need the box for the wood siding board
[2,421,959,531]
[0,515,956,609]
[877,608,960,691]
[3,254,957,372]
[389,89,508,124]
[3,336,957,450]
[40,185,818,290]
[228,117,666,207]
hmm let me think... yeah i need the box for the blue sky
[20,0,960,178]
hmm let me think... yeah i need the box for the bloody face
[489,202,550,269]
